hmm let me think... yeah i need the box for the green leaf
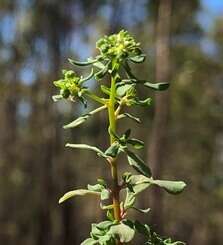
[81,238,98,245]
[94,61,110,80]
[128,175,151,193]
[150,179,186,195]
[124,175,151,209]
[68,58,97,66]
[96,221,114,230]
[63,105,106,129]
[134,220,150,237]
[66,143,107,158]
[81,69,94,83]
[100,189,110,200]
[127,138,144,149]
[133,98,152,107]
[64,114,90,129]
[106,209,115,221]
[126,150,152,177]
[117,113,141,123]
[94,67,108,80]
[126,97,152,107]
[98,234,113,244]
[93,61,106,70]
[52,94,63,102]
[116,84,134,97]
[91,223,105,238]
[124,189,136,209]
[129,54,146,63]
[97,178,106,187]
[143,81,169,91]
[109,223,135,243]
[104,143,120,157]
[87,184,104,192]
[59,189,100,204]
[100,85,111,96]
[127,175,186,195]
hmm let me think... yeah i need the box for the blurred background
[0,0,223,244]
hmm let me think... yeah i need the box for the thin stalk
[108,75,121,224]
[85,91,107,104]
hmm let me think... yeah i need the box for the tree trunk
[147,0,172,234]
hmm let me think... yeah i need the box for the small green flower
[96,30,142,61]
[53,70,84,99]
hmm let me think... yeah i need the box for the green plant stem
[108,75,121,224]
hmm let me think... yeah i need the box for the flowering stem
[108,74,121,225]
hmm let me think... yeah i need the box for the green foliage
[52,30,186,244]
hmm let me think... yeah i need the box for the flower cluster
[53,70,83,99]
[96,30,142,61]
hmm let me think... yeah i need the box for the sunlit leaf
[81,238,98,245]
[66,143,107,158]
[59,189,100,204]
[109,222,135,243]
[100,189,110,200]
[128,175,186,195]
[104,143,120,157]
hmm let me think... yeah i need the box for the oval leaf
[151,179,186,194]
[109,223,135,243]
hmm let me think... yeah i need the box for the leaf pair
[123,174,186,211]
[124,174,186,195]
